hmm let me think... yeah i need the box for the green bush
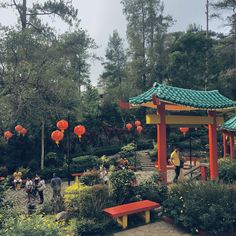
[92,145,121,156]
[135,171,168,204]
[80,170,102,186]
[72,155,99,172]
[39,167,68,180]
[0,166,8,177]
[218,159,236,183]
[45,152,63,167]
[65,184,111,219]
[163,181,236,235]
[137,140,153,150]
[76,218,113,236]
[110,169,136,204]
[0,214,65,236]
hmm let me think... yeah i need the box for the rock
[56,211,69,222]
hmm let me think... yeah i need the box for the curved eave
[220,116,236,132]
[130,100,236,112]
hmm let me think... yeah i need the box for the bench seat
[103,200,160,229]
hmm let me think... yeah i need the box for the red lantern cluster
[51,119,87,146]
[74,125,86,140]
[51,130,64,145]
[4,124,27,141]
[57,120,68,133]
[179,127,189,136]
[125,120,143,134]
[15,124,27,136]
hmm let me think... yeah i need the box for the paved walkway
[114,221,192,236]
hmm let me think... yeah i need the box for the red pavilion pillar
[208,111,218,180]
[157,102,167,183]
[229,133,235,160]
[223,132,227,159]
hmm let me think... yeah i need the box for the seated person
[13,170,22,190]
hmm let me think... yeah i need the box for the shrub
[0,166,8,177]
[39,167,68,180]
[45,152,63,167]
[135,171,168,204]
[76,218,113,236]
[92,145,121,156]
[218,158,236,183]
[72,155,99,172]
[64,184,111,219]
[80,170,102,186]
[163,181,236,235]
[40,198,65,214]
[28,160,39,174]
[110,169,136,204]
[0,214,65,236]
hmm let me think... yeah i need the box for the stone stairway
[137,150,155,171]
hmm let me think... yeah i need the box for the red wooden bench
[103,200,160,229]
[71,173,83,183]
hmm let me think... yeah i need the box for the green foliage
[72,155,99,172]
[91,145,122,156]
[163,181,236,234]
[80,170,102,186]
[0,166,8,177]
[218,158,236,183]
[40,198,65,215]
[121,142,137,153]
[65,184,111,219]
[39,167,68,180]
[149,141,158,161]
[76,218,113,236]
[110,169,136,204]
[135,171,168,204]
[0,214,65,236]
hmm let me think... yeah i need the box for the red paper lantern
[20,128,27,136]
[15,125,23,133]
[51,130,64,145]
[136,125,143,133]
[74,125,86,139]
[4,131,13,140]
[126,123,132,131]
[57,120,68,132]
[179,127,189,135]
[135,120,141,127]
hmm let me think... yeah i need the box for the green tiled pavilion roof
[221,116,236,131]
[129,83,236,111]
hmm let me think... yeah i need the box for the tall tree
[0,0,78,31]
[101,30,127,89]
[211,0,236,68]
[121,0,173,90]
[0,28,83,169]
[167,28,215,90]
[59,30,98,97]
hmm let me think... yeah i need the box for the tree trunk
[21,0,27,29]
[41,120,45,170]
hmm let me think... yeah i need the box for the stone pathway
[114,221,192,236]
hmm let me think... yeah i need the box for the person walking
[170,147,182,182]
[50,173,62,200]
[37,177,46,204]
[25,177,34,203]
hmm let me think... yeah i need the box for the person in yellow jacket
[170,147,182,182]
[13,170,22,190]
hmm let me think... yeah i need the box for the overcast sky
[0,0,229,85]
